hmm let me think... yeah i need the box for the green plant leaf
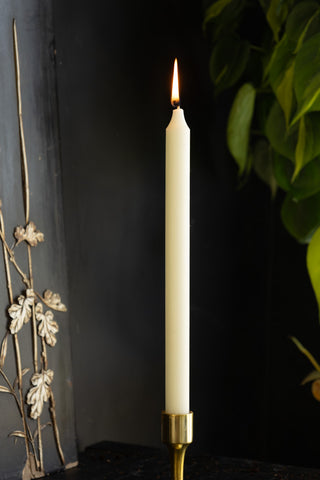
[274,154,320,200]
[307,226,320,318]
[265,101,298,161]
[292,33,320,124]
[265,35,291,79]
[203,0,245,43]
[203,0,234,29]
[275,60,295,127]
[267,35,295,125]
[286,1,320,52]
[227,83,256,175]
[281,191,320,243]
[209,36,250,94]
[292,74,320,125]
[266,0,290,42]
[309,112,320,159]
[273,153,293,191]
[252,139,277,197]
[292,116,313,182]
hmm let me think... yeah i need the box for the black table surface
[50,441,320,479]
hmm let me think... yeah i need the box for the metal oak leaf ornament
[14,221,44,246]
[43,290,67,312]
[8,289,35,334]
[35,303,58,347]
[27,370,54,419]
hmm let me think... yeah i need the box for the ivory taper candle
[165,58,190,414]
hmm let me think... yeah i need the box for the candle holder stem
[161,412,193,480]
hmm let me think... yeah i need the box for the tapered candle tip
[171,58,180,108]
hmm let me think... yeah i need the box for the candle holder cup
[161,411,193,480]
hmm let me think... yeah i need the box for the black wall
[54,0,320,469]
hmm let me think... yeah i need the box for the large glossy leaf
[281,191,320,243]
[204,0,245,42]
[266,102,320,162]
[310,112,320,158]
[265,35,292,79]
[227,83,256,175]
[266,0,290,41]
[252,139,277,197]
[267,35,295,125]
[307,226,320,318]
[265,101,298,161]
[285,1,320,52]
[274,154,320,200]
[292,33,320,124]
[203,0,234,29]
[293,116,313,181]
[209,35,250,94]
[275,61,295,127]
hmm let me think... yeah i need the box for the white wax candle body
[165,107,190,414]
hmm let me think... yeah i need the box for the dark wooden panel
[0,1,77,478]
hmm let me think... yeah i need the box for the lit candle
[165,59,190,414]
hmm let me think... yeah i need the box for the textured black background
[13,0,318,471]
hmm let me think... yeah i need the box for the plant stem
[28,246,44,472]
[0,368,21,414]
[13,19,29,224]
[14,334,33,472]
[0,229,30,287]
[14,18,45,472]
[41,338,48,371]
[42,337,65,465]
[28,247,38,371]
[291,336,320,372]
[0,210,40,470]
[49,390,65,465]
[0,367,39,465]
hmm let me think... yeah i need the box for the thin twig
[41,338,48,371]
[28,246,38,373]
[27,244,43,472]
[0,368,38,463]
[0,228,30,287]
[0,211,14,304]
[13,19,29,223]
[0,368,22,414]
[43,337,65,465]
[14,335,33,472]
[49,390,65,465]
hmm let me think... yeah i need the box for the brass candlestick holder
[161,411,193,480]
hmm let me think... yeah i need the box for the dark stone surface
[51,442,320,480]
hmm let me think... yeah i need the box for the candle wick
[172,100,180,109]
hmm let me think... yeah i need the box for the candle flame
[171,58,180,107]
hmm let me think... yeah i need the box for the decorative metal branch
[0,19,67,478]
